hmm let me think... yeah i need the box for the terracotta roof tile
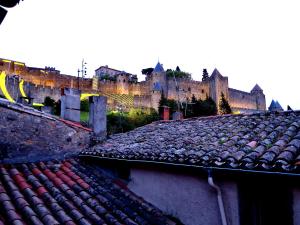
[0,159,176,224]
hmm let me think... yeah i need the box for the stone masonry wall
[0,76,62,103]
[0,59,266,111]
[229,88,258,110]
[0,100,90,163]
[167,79,210,101]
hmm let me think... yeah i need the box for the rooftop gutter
[79,154,300,178]
[207,169,228,225]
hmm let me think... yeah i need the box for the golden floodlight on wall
[80,93,99,101]
[0,71,15,102]
[0,71,44,106]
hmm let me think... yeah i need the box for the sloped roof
[269,100,277,110]
[269,100,283,111]
[210,68,223,78]
[0,159,176,225]
[153,62,164,73]
[95,65,122,73]
[251,84,263,92]
[81,111,300,173]
[276,101,283,110]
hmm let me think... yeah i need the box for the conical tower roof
[275,101,283,111]
[153,62,164,73]
[210,68,223,78]
[269,100,277,110]
[269,99,283,111]
[251,84,263,92]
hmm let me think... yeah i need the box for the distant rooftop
[210,68,223,78]
[153,62,165,73]
[269,99,283,112]
[252,84,263,92]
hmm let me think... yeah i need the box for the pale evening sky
[0,0,299,109]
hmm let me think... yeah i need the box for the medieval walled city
[0,58,266,113]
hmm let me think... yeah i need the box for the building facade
[0,58,266,112]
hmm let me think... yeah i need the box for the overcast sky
[1,0,299,109]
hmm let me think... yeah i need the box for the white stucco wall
[128,168,239,225]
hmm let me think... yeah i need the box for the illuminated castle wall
[0,58,266,112]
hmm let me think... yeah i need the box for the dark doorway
[239,177,293,225]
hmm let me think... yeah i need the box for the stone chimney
[60,88,81,122]
[89,96,107,143]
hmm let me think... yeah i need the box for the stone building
[95,65,138,83]
[0,57,266,112]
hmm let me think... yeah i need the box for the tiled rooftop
[0,159,176,225]
[81,111,300,173]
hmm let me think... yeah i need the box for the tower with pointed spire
[251,84,266,110]
[209,68,229,111]
[149,61,168,110]
[0,57,267,113]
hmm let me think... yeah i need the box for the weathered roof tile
[0,159,177,224]
[81,111,300,173]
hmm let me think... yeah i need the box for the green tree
[219,92,232,114]
[166,69,191,79]
[202,96,217,116]
[106,108,159,135]
[80,99,89,112]
[184,97,194,118]
[191,94,197,104]
[158,91,168,107]
[189,95,217,117]
[44,96,55,107]
[141,68,154,75]
[202,69,209,81]
[53,100,61,116]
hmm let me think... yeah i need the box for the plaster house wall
[293,189,300,225]
[128,168,240,225]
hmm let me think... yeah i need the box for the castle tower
[208,68,229,111]
[92,75,99,91]
[116,73,129,95]
[150,62,167,110]
[251,84,266,110]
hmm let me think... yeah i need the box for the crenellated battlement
[0,58,266,112]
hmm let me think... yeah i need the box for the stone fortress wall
[229,88,257,110]
[0,58,266,112]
